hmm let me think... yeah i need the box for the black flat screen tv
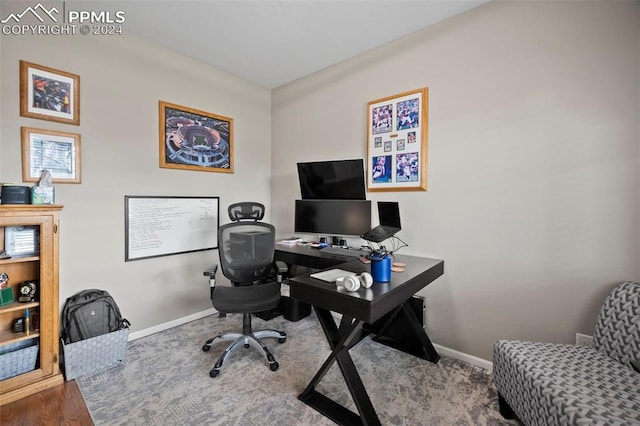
[297,159,366,200]
[294,199,371,236]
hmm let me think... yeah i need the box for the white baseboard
[330,312,493,371]
[128,308,493,371]
[128,308,218,341]
[433,343,493,371]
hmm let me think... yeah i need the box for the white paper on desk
[310,269,356,283]
[277,237,302,245]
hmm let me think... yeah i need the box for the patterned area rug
[77,313,517,425]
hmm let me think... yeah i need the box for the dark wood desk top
[279,244,444,323]
[274,243,361,269]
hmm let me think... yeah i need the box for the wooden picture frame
[20,60,80,125]
[367,88,428,192]
[21,127,81,184]
[159,101,234,173]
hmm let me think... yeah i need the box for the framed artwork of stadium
[159,101,234,173]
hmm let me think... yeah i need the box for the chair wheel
[270,362,279,371]
[202,345,211,352]
[278,337,286,343]
[210,369,220,378]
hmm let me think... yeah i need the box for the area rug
[76,313,517,425]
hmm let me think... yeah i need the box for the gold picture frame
[21,127,82,184]
[159,101,234,173]
[367,88,428,192]
[20,61,80,125]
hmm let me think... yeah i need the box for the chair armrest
[275,261,288,275]
[274,261,288,283]
[631,360,640,373]
[204,265,218,278]
[204,265,218,301]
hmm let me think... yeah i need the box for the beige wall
[0,24,272,331]
[272,1,640,360]
[1,1,638,363]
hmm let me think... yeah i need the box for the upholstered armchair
[493,281,640,425]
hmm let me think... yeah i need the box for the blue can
[370,254,391,282]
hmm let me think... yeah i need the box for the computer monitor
[297,159,366,200]
[294,199,371,236]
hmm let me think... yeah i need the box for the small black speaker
[1,186,30,204]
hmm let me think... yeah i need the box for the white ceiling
[79,1,488,88]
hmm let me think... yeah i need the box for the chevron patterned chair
[493,281,640,425]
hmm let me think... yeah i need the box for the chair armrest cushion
[204,265,218,277]
[275,261,288,275]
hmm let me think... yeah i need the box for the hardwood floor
[1,380,93,425]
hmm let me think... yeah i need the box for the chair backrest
[218,202,275,285]
[592,281,640,366]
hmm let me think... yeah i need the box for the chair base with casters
[203,263,287,378]
[202,312,286,377]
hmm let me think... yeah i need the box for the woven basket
[62,328,129,380]
[0,343,39,380]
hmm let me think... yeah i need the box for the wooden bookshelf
[0,205,64,405]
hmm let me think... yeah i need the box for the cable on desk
[362,235,408,256]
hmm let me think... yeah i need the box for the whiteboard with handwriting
[125,196,219,261]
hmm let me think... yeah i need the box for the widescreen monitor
[294,199,371,236]
[297,159,366,200]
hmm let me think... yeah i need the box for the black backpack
[61,289,130,344]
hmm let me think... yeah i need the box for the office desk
[279,245,444,426]
[273,245,358,321]
[274,244,361,270]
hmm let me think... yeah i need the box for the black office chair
[202,202,287,378]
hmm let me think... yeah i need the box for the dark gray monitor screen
[297,159,366,200]
[294,199,371,236]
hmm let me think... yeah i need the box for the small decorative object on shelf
[0,272,8,287]
[4,226,39,257]
[0,288,14,307]
[11,317,25,333]
[18,280,37,303]
[0,273,13,307]
[24,308,30,335]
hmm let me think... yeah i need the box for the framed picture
[159,101,234,173]
[367,88,428,191]
[20,60,80,125]
[21,127,81,184]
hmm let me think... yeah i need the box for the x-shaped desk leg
[370,299,440,363]
[298,307,381,426]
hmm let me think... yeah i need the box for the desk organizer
[0,341,39,380]
[61,328,129,380]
